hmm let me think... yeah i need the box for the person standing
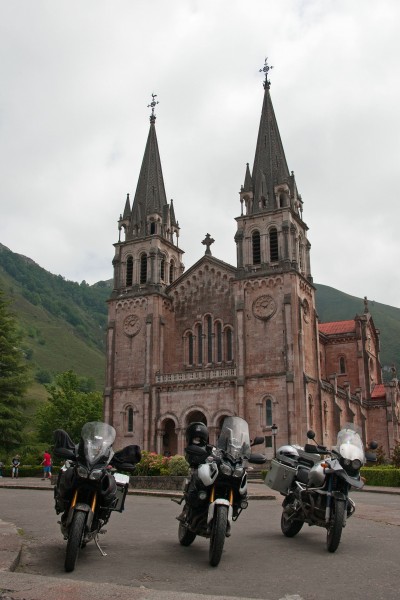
[41,450,52,480]
[11,455,20,478]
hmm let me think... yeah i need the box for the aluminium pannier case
[112,472,130,512]
[265,459,297,493]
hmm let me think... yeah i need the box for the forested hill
[0,243,399,390]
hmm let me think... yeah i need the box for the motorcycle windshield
[81,422,116,467]
[335,427,365,463]
[217,417,251,460]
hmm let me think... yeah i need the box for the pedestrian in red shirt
[41,451,52,480]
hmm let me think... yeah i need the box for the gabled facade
[105,68,397,458]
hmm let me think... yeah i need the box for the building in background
[104,65,399,457]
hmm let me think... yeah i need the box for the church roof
[371,384,386,399]
[318,320,356,335]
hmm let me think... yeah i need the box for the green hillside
[0,244,110,396]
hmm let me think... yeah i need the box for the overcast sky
[1,0,399,309]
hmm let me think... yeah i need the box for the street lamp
[271,423,278,458]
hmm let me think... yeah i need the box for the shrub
[133,451,189,476]
[361,466,400,487]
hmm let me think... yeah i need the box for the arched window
[196,323,203,365]
[169,260,175,283]
[126,256,133,286]
[127,407,134,433]
[226,328,233,362]
[150,222,156,235]
[206,315,213,363]
[188,333,194,366]
[270,228,278,262]
[140,253,147,284]
[216,321,222,363]
[266,398,273,426]
[160,256,165,281]
[339,356,346,374]
[252,230,261,264]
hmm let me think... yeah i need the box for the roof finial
[202,233,215,256]
[259,57,274,89]
[148,93,159,123]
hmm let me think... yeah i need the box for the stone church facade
[104,70,399,458]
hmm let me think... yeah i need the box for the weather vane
[148,93,159,123]
[259,57,274,89]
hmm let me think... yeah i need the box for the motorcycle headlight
[89,469,103,480]
[351,459,362,471]
[219,462,232,476]
[233,466,244,478]
[76,466,88,479]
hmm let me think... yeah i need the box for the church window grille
[266,398,273,426]
[252,231,261,264]
[140,254,147,284]
[169,260,175,283]
[196,324,203,364]
[127,407,134,433]
[126,256,133,286]
[308,395,314,428]
[207,316,213,363]
[339,356,346,374]
[270,228,278,262]
[226,328,233,362]
[216,322,222,363]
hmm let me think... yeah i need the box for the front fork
[324,476,348,526]
[207,486,233,534]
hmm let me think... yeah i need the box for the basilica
[104,64,399,458]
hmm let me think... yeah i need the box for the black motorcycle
[53,421,141,572]
[175,416,266,566]
[266,426,377,552]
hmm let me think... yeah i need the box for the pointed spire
[243,163,252,192]
[250,60,290,213]
[123,193,131,219]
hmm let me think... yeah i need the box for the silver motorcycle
[266,426,376,552]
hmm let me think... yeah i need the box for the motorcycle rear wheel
[64,511,86,572]
[281,509,304,537]
[178,522,197,546]
[209,505,228,567]
[326,499,345,553]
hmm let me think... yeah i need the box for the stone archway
[161,418,177,456]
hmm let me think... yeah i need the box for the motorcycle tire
[178,522,197,546]
[326,498,345,553]
[64,511,86,572]
[281,509,304,538]
[209,504,228,567]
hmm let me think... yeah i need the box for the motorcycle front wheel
[64,511,86,572]
[178,521,197,546]
[209,504,228,567]
[281,509,304,537]
[326,498,345,553]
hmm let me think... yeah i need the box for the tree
[35,370,103,445]
[0,288,31,452]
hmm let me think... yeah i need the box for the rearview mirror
[251,436,265,447]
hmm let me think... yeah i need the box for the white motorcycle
[175,416,266,566]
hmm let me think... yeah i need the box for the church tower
[232,60,320,445]
[104,95,184,450]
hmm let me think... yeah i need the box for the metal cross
[259,58,274,89]
[148,93,159,122]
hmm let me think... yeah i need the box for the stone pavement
[0,477,398,600]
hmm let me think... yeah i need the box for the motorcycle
[174,416,266,567]
[266,425,377,552]
[53,421,141,572]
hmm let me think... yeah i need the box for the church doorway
[161,418,177,456]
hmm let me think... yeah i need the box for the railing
[155,367,236,384]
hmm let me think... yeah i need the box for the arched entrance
[162,418,177,456]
